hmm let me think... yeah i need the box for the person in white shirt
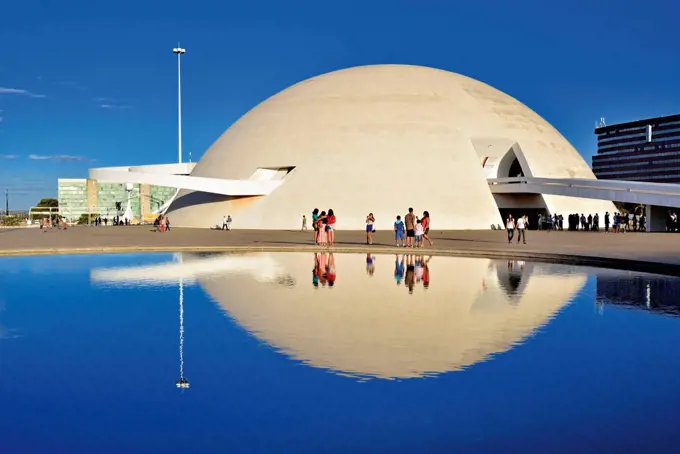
[222,216,228,230]
[506,215,515,244]
[516,215,528,244]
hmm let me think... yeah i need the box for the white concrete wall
[165,65,615,229]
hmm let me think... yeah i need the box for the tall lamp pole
[172,45,186,164]
[5,189,8,215]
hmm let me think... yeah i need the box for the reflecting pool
[1,252,680,453]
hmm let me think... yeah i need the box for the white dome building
[167,64,614,229]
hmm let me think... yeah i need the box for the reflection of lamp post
[175,253,190,389]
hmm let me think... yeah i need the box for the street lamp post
[172,45,186,164]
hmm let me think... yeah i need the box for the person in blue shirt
[394,215,406,247]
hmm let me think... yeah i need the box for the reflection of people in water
[314,253,328,287]
[422,256,431,289]
[405,255,416,294]
[312,253,320,288]
[394,255,405,285]
[415,256,424,283]
[327,253,336,287]
[366,254,375,276]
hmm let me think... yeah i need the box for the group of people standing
[607,211,646,232]
[570,213,600,231]
[392,208,433,248]
[311,208,337,246]
[537,213,564,231]
[308,208,433,247]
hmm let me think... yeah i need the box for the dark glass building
[592,114,680,183]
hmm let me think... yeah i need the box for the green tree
[36,198,59,208]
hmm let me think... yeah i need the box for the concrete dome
[168,64,612,229]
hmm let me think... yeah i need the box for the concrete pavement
[1,226,679,275]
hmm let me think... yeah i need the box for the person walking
[301,215,307,231]
[506,214,515,244]
[421,211,433,246]
[365,213,375,245]
[222,215,228,231]
[516,215,527,244]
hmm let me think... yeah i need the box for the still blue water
[1,252,680,454]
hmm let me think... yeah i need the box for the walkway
[1,226,680,275]
[488,176,680,207]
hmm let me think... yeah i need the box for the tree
[36,198,59,208]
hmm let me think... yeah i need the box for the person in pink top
[421,211,433,246]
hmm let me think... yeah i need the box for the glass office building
[592,114,680,183]
[57,179,177,222]
[57,179,89,219]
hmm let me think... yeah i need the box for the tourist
[613,213,619,233]
[421,211,433,246]
[516,215,529,244]
[365,212,375,245]
[506,214,515,244]
[405,208,416,248]
[312,208,320,244]
[226,215,232,230]
[165,217,171,231]
[394,215,405,247]
[593,213,600,231]
[327,209,336,246]
[415,219,424,248]
[537,213,543,231]
[301,215,307,231]
[604,212,610,232]
[222,215,228,231]
[516,214,527,244]
[317,211,328,246]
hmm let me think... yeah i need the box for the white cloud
[0,87,46,98]
[28,154,85,162]
[0,154,17,159]
[98,103,132,109]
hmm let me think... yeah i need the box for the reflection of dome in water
[192,253,587,379]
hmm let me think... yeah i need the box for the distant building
[57,178,176,223]
[593,114,680,183]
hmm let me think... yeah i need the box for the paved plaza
[1,226,679,275]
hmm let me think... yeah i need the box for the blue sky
[1,0,679,208]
